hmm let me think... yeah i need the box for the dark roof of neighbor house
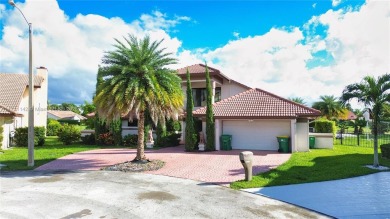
[48,110,87,120]
[176,63,251,89]
[193,88,321,119]
[0,73,44,115]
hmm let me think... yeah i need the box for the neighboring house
[0,67,48,149]
[120,63,321,151]
[47,110,86,122]
[339,110,357,121]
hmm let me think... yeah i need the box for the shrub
[58,119,80,125]
[123,134,138,146]
[314,119,336,136]
[97,132,114,145]
[57,124,81,145]
[380,144,390,159]
[157,133,181,148]
[47,119,62,136]
[14,126,46,147]
[109,119,122,146]
[0,126,3,148]
[81,134,95,145]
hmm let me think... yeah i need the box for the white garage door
[223,120,291,151]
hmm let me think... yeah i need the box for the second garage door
[222,120,291,151]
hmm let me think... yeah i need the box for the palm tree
[288,97,306,106]
[94,34,184,161]
[341,74,390,167]
[312,95,343,120]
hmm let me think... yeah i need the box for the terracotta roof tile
[193,88,321,119]
[0,73,44,114]
[48,110,87,120]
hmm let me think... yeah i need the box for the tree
[312,95,343,120]
[185,68,197,151]
[288,97,306,106]
[205,64,215,151]
[341,74,390,167]
[94,34,183,161]
[80,101,96,116]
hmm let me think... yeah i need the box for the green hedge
[58,119,80,125]
[47,119,62,136]
[123,134,138,146]
[0,126,3,148]
[14,126,46,147]
[81,133,95,145]
[314,119,336,136]
[380,144,390,159]
[57,124,81,145]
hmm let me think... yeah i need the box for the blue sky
[0,0,388,108]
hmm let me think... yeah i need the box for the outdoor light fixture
[9,0,35,167]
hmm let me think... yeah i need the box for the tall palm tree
[312,95,343,120]
[341,74,390,167]
[94,34,184,161]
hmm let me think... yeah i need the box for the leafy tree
[48,102,81,114]
[341,74,390,167]
[185,68,197,151]
[288,97,306,106]
[205,64,215,151]
[94,34,183,161]
[312,95,343,120]
[80,101,96,116]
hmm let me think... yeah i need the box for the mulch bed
[102,160,165,172]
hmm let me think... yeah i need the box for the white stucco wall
[121,120,138,137]
[309,133,334,149]
[296,119,309,152]
[221,79,248,99]
[0,117,14,149]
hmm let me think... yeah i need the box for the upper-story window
[192,87,221,107]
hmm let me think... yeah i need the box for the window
[128,120,138,127]
[192,87,221,107]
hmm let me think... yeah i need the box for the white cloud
[0,0,193,103]
[332,0,342,7]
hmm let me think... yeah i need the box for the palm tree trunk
[373,115,379,167]
[135,110,146,161]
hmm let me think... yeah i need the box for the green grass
[0,136,102,171]
[231,145,390,189]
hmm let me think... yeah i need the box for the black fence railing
[334,131,390,147]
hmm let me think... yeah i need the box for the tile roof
[48,110,87,120]
[193,88,321,119]
[0,73,44,115]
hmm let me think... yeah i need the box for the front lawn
[0,136,101,171]
[231,145,390,189]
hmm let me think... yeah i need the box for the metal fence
[334,131,390,147]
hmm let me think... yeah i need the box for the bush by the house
[81,133,96,145]
[97,132,114,145]
[47,118,62,136]
[57,124,81,145]
[14,126,46,147]
[58,119,80,125]
[157,133,181,148]
[380,144,390,159]
[109,119,122,146]
[0,126,3,148]
[123,134,138,146]
[314,119,336,136]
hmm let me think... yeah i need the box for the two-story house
[177,64,321,152]
[0,67,48,149]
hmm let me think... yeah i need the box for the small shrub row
[380,144,390,159]
[58,124,81,145]
[97,132,114,145]
[123,134,138,146]
[14,126,46,147]
[58,119,80,125]
[314,119,336,136]
[155,133,181,148]
[81,133,96,145]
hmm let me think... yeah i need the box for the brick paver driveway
[36,146,291,186]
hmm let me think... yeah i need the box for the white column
[290,119,296,152]
[215,119,222,150]
[212,80,216,103]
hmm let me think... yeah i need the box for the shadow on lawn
[233,153,390,188]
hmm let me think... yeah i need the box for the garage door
[223,120,290,150]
